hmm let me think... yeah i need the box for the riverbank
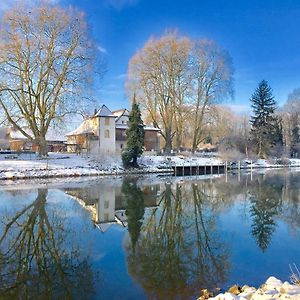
[0,153,173,180]
[203,277,300,300]
[0,152,300,180]
[0,153,222,180]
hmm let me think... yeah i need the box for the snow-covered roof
[10,129,66,141]
[115,124,160,131]
[66,120,94,136]
[95,105,115,117]
[112,108,129,118]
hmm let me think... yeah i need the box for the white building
[66,105,160,155]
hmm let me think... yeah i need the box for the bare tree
[0,2,99,156]
[189,40,234,152]
[127,31,191,153]
[281,89,300,157]
[127,33,233,154]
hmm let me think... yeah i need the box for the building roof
[115,124,161,131]
[112,108,129,117]
[10,128,67,141]
[94,104,115,117]
[66,120,94,136]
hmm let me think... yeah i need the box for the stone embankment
[199,277,300,300]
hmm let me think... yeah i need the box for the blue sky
[4,0,300,113]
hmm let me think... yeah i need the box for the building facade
[66,105,160,155]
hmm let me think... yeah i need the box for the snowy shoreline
[1,153,300,181]
[205,277,300,300]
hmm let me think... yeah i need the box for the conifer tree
[250,80,281,158]
[122,95,145,168]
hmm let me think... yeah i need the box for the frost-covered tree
[0,2,100,156]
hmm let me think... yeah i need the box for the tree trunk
[38,136,48,157]
[164,130,173,155]
[192,129,199,153]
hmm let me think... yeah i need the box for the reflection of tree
[249,177,283,251]
[0,189,95,300]
[126,182,229,299]
[122,178,145,250]
[279,173,300,236]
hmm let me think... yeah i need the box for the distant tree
[281,89,300,157]
[250,80,281,158]
[189,41,234,152]
[122,96,145,168]
[291,125,300,157]
[0,2,100,156]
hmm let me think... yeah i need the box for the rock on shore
[207,277,300,300]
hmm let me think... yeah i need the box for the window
[105,129,110,138]
[104,200,109,209]
[120,144,123,149]
[105,118,110,125]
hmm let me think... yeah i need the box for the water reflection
[0,170,300,299]
[125,181,230,299]
[249,176,283,251]
[0,189,96,300]
[63,178,159,232]
[122,178,145,251]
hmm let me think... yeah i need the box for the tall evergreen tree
[122,95,145,168]
[250,80,281,158]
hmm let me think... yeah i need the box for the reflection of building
[66,105,160,155]
[64,181,160,232]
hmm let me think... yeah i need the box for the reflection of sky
[0,171,300,299]
[219,201,300,288]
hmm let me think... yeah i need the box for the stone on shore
[207,277,300,300]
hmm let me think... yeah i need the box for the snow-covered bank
[1,152,300,181]
[204,277,300,300]
[0,153,225,180]
[0,153,174,180]
[228,158,300,170]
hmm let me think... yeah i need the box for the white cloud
[106,0,139,10]
[114,73,127,80]
[97,45,107,54]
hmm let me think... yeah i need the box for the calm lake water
[0,169,300,299]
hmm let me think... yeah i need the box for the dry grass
[289,263,300,285]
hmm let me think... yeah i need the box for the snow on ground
[207,276,300,300]
[140,155,223,167]
[1,152,300,181]
[0,152,174,180]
